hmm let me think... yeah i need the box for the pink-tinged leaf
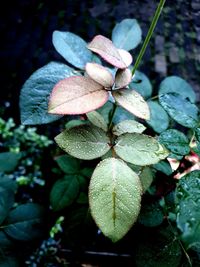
[88,35,129,69]
[86,63,114,88]
[48,76,109,115]
[113,88,150,120]
[115,68,132,89]
[118,49,133,67]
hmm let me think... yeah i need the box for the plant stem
[132,0,166,76]
[108,104,117,130]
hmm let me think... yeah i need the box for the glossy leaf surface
[113,88,150,120]
[89,158,142,242]
[20,62,74,124]
[49,76,109,114]
[112,19,142,51]
[114,133,168,166]
[52,31,92,69]
[55,125,111,160]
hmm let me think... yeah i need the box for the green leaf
[138,201,164,227]
[79,167,94,178]
[0,187,15,225]
[0,231,13,249]
[130,70,152,99]
[20,62,74,125]
[0,175,17,193]
[139,167,154,192]
[0,152,21,173]
[87,110,108,131]
[52,31,92,69]
[50,175,79,211]
[112,19,142,51]
[113,88,150,120]
[147,101,169,133]
[153,161,173,175]
[55,154,80,174]
[176,170,200,248]
[77,192,88,204]
[89,158,142,242]
[159,129,190,156]
[0,257,19,267]
[4,203,44,241]
[159,93,199,128]
[159,76,196,103]
[88,35,132,69]
[114,133,168,166]
[195,127,200,142]
[114,108,135,125]
[97,101,114,124]
[135,227,182,267]
[112,120,146,136]
[48,76,109,115]
[193,128,200,156]
[55,125,111,160]
[65,119,88,130]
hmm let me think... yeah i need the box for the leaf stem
[108,104,117,130]
[132,0,166,76]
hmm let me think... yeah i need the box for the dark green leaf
[0,257,19,267]
[159,76,196,103]
[55,125,111,160]
[52,31,92,69]
[135,227,182,267]
[50,175,79,211]
[176,170,200,248]
[0,175,17,193]
[153,161,173,175]
[159,93,199,128]
[114,133,168,166]
[4,203,44,241]
[55,154,80,174]
[113,106,136,124]
[138,201,164,227]
[79,168,94,178]
[130,70,152,99]
[97,101,113,124]
[0,187,15,225]
[139,167,154,192]
[65,119,88,130]
[159,129,190,156]
[77,192,88,204]
[193,128,200,156]
[147,101,169,133]
[112,19,142,51]
[0,231,13,249]
[89,158,142,242]
[0,152,21,173]
[20,62,74,125]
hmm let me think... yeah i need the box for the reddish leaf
[88,35,132,69]
[86,63,114,88]
[115,68,132,89]
[118,49,133,67]
[48,76,109,115]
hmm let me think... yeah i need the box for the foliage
[0,118,52,265]
[1,15,199,266]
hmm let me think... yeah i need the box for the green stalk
[108,103,117,130]
[132,0,166,76]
